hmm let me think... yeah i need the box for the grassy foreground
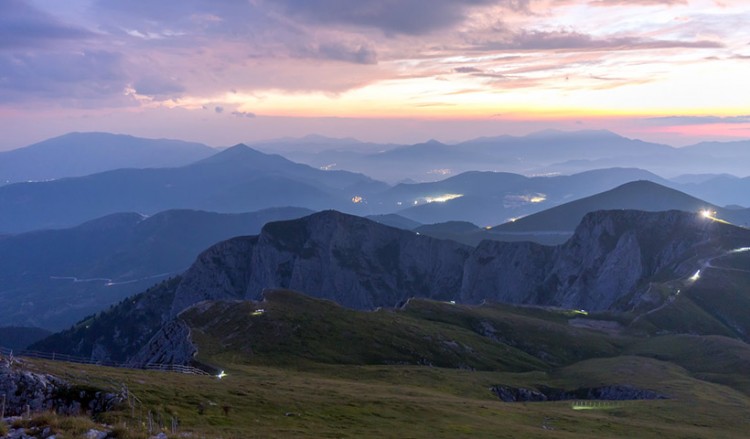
[22,350,750,438]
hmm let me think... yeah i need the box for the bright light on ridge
[689,270,701,282]
[424,194,463,203]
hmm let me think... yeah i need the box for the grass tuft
[9,412,100,437]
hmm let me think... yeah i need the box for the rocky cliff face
[35,209,750,363]
[175,209,734,315]
[462,210,729,310]
[0,360,123,416]
[171,211,471,315]
[127,319,197,368]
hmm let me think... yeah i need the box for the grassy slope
[634,250,750,340]
[27,355,750,438]
[182,292,549,372]
[21,289,750,438]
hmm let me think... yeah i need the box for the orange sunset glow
[1,0,749,147]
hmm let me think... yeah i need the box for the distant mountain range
[0,132,216,185]
[0,144,384,233]
[252,130,750,183]
[493,180,750,235]
[0,207,312,330]
[675,174,750,208]
[377,168,670,226]
[404,180,750,246]
[2,132,748,233]
[34,208,750,363]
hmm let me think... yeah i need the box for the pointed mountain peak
[194,143,291,167]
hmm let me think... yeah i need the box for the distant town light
[427,169,452,176]
[217,370,227,379]
[423,194,463,203]
[528,195,547,203]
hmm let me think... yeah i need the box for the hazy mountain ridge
[254,130,750,183]
[372,168,670,226]
[2,131,748,233]
[0,144,383,233]
[0,132,216,185]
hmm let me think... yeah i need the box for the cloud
[589,0,687,5]
[473,30,723,51]
[0,0,742,121]
[314,42,378,64]
[214,106,224,113]
[0,50,127,104]
[232,111,256,118]
[454,66,483,73]
[133,76,185,99]
[645,115,750,125]
[0,0,93,49]
[270,0,511,35]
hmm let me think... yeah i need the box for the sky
[1,0,750,150]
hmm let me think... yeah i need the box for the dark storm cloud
[0,51,127,104]
[271,0,513,35]
[0,0,93,49]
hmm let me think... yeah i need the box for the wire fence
[0,346,210,376]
